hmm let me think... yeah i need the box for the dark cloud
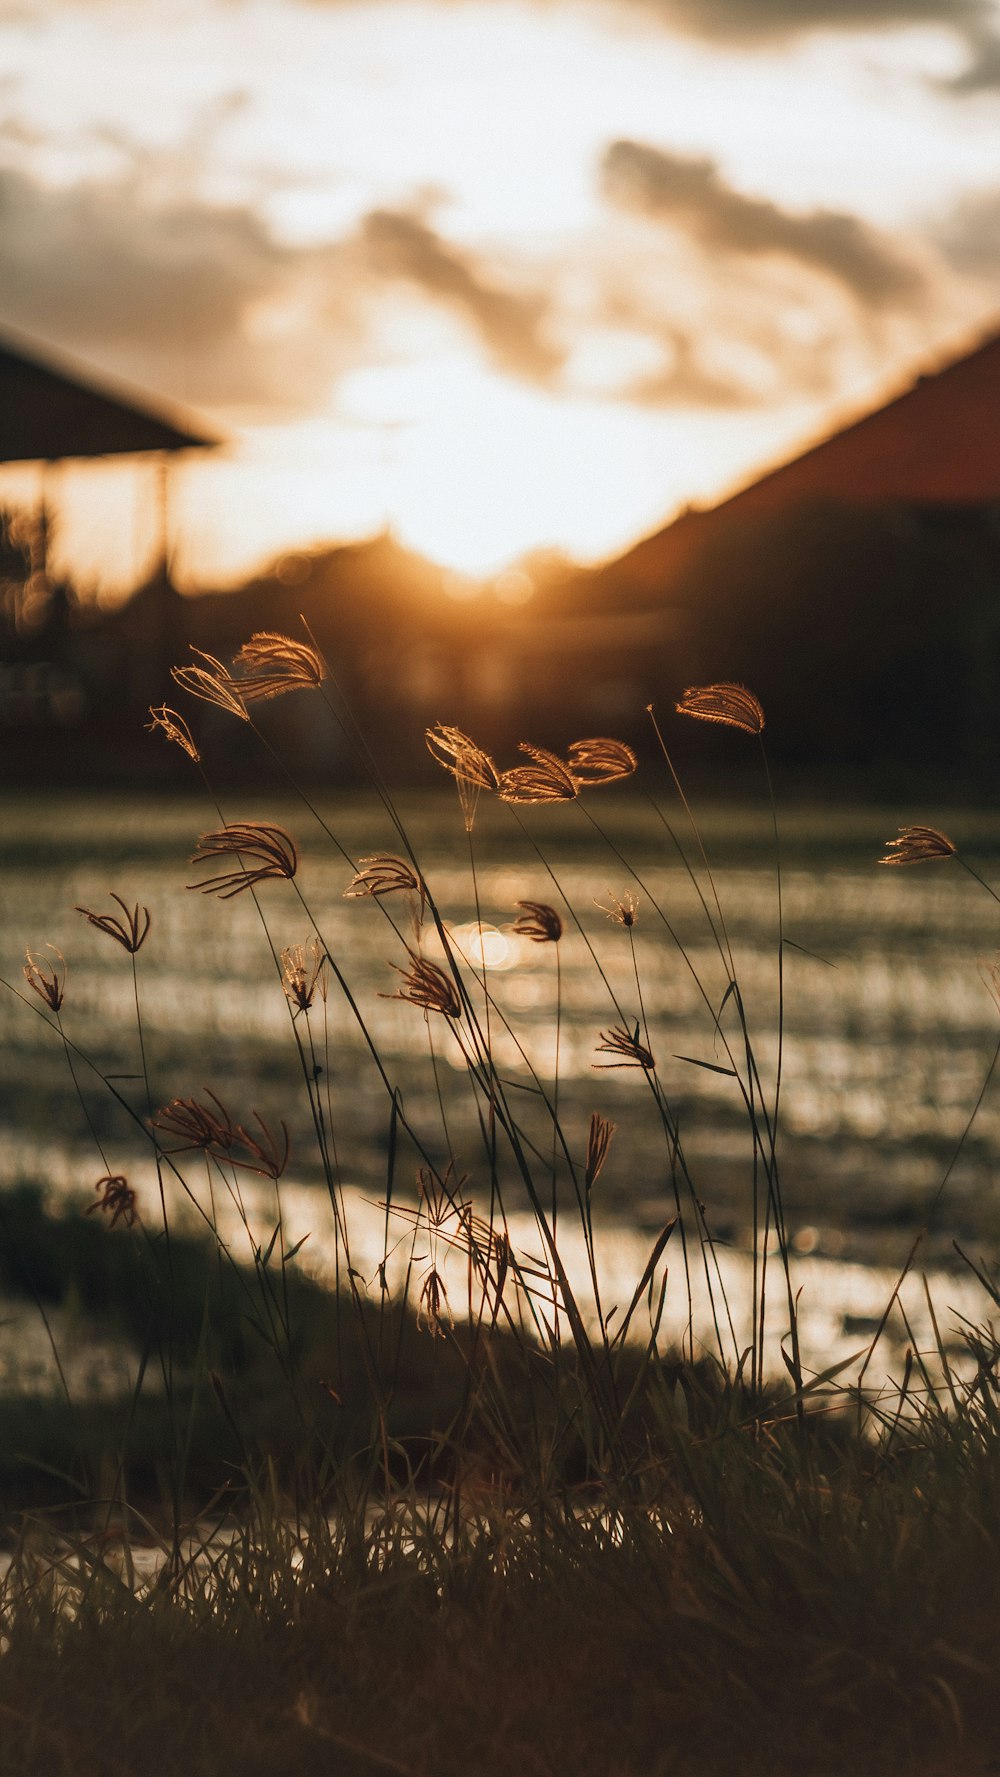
[0,164,346,410]
[602,140,923,307]
[932,184,1000,272]
[358,209,562,383]
[297,0,990,52]
[644,0,988,42]
[938,26,1000,88]
[0,167,564,413]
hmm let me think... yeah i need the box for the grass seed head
[567,737,638,785]
[76,893,151,955]
[231,632,325,701]
[426,723,499,831]
[676,683,765,735]
[594,1022,655,1070]
[385,952,462,1018]
[879,825,957,866]
[188,822,298,898]
[146,705,200,761]
[23,945,66,1013]
[86,1174,138,1229]
[281,939,329,1012]
[170,650,249,721]
[595,890,639,929]
[513,900,562,943]
[585,1112,616,1188]
[499,743,578,804]
[345,854,425,909]
[152,1091,235,1154]
[417,1267,453,1339]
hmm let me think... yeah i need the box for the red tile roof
[610,322,1000,594]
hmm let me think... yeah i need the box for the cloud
[0,164,354,411]
[932,184,1000,273]
[602,140,924,307]
[295,0,991,52]
[938,26,1000,88]
[0,166,565,416]
[640,0,988,42]
[357,209,563,383]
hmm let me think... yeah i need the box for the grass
[1,637,1000,1773]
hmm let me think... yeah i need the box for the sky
[1,0,1000,594]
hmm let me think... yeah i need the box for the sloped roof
[609,322,1000,595]
[0,333,217,463]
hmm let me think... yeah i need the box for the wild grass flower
[426,723,499,831]
[146,705,200,762]
[595,891,638,928]
[76,893,151,954]
[170,650,249,721]
[152,1091,235,1154]
[86,1174,137,1229]
[879,826,957,866]
[499,744,578,804]
[513,900,562,943]
[594,1022,655,1070]
[152,1092,289,1178]
[676,683,765,735]
[385,952,462,1019]
[425,724,499,793]
[231,633,325,701]
[345,855,425,908]
[281,939,329,1013]
[188,823,298,898]
[23,946,65,1012]
[417,1267,453,1338]
[567,737,638,785]
[584,1112,616,1187]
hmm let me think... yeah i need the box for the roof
[609,321,1000,595]
[0,332,218,463]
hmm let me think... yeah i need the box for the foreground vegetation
[1,640,999,1773]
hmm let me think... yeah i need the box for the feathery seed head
[152,1091,289,1178]
[585,1112,616,1188]
[513,900,563,943]
[76,893,151,955]
[499,743,578,804]
[676,683,765,735]
[23,946,66,1013]
[567,737,638,786]
[147,705,200,761]
[86,1174,138,1230]
[594,1022,655,1070]
[345,854,424,905]
[281,939,329,1013]
[385,951,462,1018]
[426,723,499,831]
[170,650,249,721]
[879,826,957,866]
[188,822,298,898]
[231,632,325,701]
[152,1091,234,1153]
[417,1267,453,1339]
[595,890,639,929]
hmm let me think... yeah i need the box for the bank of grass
[3,1349,1000,1777]
[2,646,1000,1772]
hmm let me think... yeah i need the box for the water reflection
[1,790,999,1385]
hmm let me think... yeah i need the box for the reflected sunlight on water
[2,789,1000,1386]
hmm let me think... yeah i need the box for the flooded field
[2,786,1000,1383]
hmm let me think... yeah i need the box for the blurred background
[2,0,1000,785]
